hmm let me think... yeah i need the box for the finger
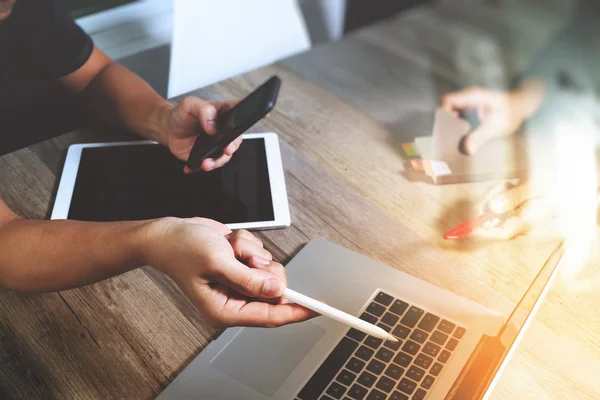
[228,237,272,262]
[475,181,518,214]
[200,157,217,171]
[213,99,241,115]
[185,217,232,235]
[209,153,233,170]
[249,259,286,284]
[247,260,288,305]
[179,97,218,135]
[462,123,498,154]
[440,87,484,112]
[229,301,318,328]
[484,182,534,214]
[211,258,285,298]
[474,216,529,240]
[223,137,242,156]
[226,229,264,246]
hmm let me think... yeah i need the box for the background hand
[440,87,526,154]
[472,180,554,240]
[145,217,316,328]
[161,97,243,173]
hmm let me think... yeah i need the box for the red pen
[443,212,499,240]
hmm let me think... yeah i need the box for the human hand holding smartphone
[185,75,282,171]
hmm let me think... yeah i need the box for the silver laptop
[157,238,564,400]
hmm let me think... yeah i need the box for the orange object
[410,159,424,171]
[443,212,498,240]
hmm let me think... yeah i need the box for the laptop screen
[446,240,565,399]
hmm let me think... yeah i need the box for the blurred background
[57,0,567,98]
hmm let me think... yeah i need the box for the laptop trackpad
[211,321,324,396]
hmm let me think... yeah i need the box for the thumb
[212,258,286,298]
[463,125,496,154]
[485,182,531,214]
[178,97,218,135]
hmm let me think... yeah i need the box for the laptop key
[297,337,358,400]
[453,326,466,339]
[355,345,375,361]
[409,329,428,344]
[438,320,456,334]
[374,292,394,306]
[391,325,410,340]
[346,357,365,374]
[417,313,440,332]
[430,362,443,377]
[366,388,386,400]
[347,384,368,400]
[367,302,386,317]
[337,369,357,386]
[360,312,378,325]
[400,306,424,328]
[438,350,451,363]
[377,323,392,333]
[422,342,441,358]
[381,312,399,327]
[347,328,367,342]
[366,359,386,375]
[413,388,427,400]
[406,366,425,382]
[445,338,459,351]
[384,364,404,380]
[401,340,421,356]
[389,299,409,317]
[357,371,377,388]
[320,396,335,400]
[421,375,435,389]
[397,378,417,395]
[414,353,433,370]
[375,348,393,363]
[392,351,413,368]
[389,391,409,400]
[431,330,448,346]
[383,339,401,351]
[364,336,383,349]
[375,375,395,393]
[327,382,347,399]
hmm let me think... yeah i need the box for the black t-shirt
[0,0,93,155]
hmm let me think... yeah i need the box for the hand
[440,87,527,154]
[472,180,555,240]
[160,97,243,173]
[143,217,317,328]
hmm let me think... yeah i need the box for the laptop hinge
[444,334,505,400]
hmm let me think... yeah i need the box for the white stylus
[283,288,398,342]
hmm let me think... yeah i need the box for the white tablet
[51,133,291,230]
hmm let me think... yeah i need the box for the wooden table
[2,3,600,399]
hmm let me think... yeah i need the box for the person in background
[0,0,315,328]
[440,0,600,240]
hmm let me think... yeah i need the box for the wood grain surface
[2,2,600,400]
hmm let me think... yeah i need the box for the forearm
[83,62,173,143]
[0,217,152,292]
[511,77,546,120]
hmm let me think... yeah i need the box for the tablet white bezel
[51,132,291,230]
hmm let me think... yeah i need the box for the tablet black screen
[67,139,275,223]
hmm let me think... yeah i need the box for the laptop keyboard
[295,291,467,400]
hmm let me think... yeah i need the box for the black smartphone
[185,75,281,170]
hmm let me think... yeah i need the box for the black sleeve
[15,0,93,78]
